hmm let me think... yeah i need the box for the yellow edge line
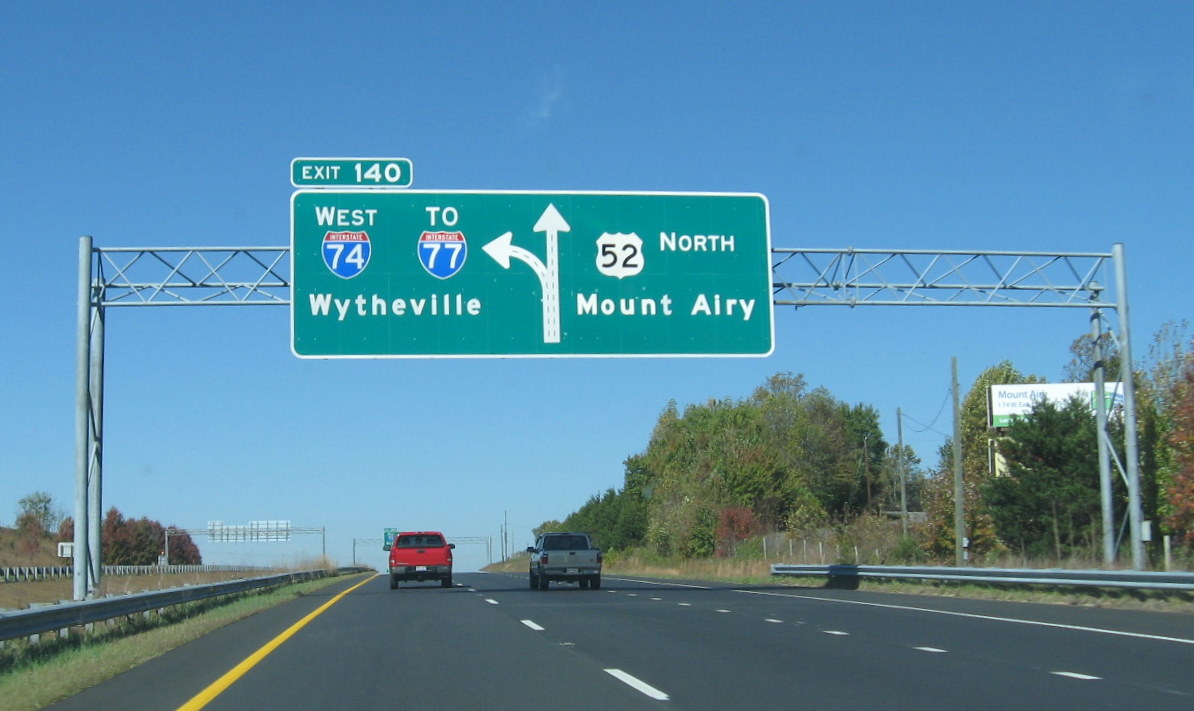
[175,573,378,711]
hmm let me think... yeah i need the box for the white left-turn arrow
[482,204,570,344]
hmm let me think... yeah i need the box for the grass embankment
[487,552,1194,613]
[0,573,372,711]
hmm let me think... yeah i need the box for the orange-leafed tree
[1164,367,1194,543]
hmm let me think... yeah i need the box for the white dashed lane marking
[1053,671,1101,680]
[521,620,544,631]
[605,669,671,701]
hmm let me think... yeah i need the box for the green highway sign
[290,190,774,358]
[291,157,413,188]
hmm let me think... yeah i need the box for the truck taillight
[597,552,603,565]
[540,553,549,566]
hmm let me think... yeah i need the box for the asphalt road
[47,572,1194,710]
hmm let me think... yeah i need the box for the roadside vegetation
[488,549,1194,614]
[534,322,1194,573]
[1,497,202,578]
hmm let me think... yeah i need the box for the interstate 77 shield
[290,190,774,358]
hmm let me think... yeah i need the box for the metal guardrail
[0,567,372,643]
[1,564,269,583]
[771,564,1194,591]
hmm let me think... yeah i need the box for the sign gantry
[71,184,1146,600]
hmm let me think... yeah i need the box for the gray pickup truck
[527,532,603,590]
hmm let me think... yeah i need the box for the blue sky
[3,2,1192,572]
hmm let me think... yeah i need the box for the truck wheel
[590,574,601,590]
[390,575,399,590]
[529,573,538,590]
[538,575,549,590]
[578,578,589,590]
[442,577,452,588]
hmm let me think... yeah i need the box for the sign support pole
[1114,244,1146,570]
[73,237,91,600]
[1091,304,1115,567]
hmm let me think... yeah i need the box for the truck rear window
[544,535,588,551]
[397,535,445,548]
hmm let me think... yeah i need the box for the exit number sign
[291,157,413,188]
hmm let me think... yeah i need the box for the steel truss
[93,245,290,306]
[74,240,1143,599]
[771,247,1113,308]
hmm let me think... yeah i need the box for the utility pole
[952,357,966,567]
[898,407,908,538]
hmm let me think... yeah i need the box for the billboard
[989,383,1124,427]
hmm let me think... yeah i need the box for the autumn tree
[100,507,201,565]
[16,491,63,534]
[1164,366,1194,542]
[923,361,1043,560]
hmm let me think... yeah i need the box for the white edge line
[521,619,545,631]
[733,589,1194,646]
[608,577,713,590]
[605,669,670,700]
[915,646,948,653]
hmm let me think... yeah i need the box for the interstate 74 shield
[321,231,371,279]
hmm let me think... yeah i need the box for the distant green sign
[291,158,413,188]
[290,190,773,358]
[383,528,398,550]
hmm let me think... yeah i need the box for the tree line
[7,492,201,566]
[540,372,923,559]
[540,321,1194,567]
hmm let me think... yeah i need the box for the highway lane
[476,573,1194,709]
[46,572,1194,710]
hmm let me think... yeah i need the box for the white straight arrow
[482,204,570,344]
[533,204,570,344]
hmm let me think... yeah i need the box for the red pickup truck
[387,531,454,589]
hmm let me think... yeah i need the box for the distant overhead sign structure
[291,157,413,188]
[290,190,774,358]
